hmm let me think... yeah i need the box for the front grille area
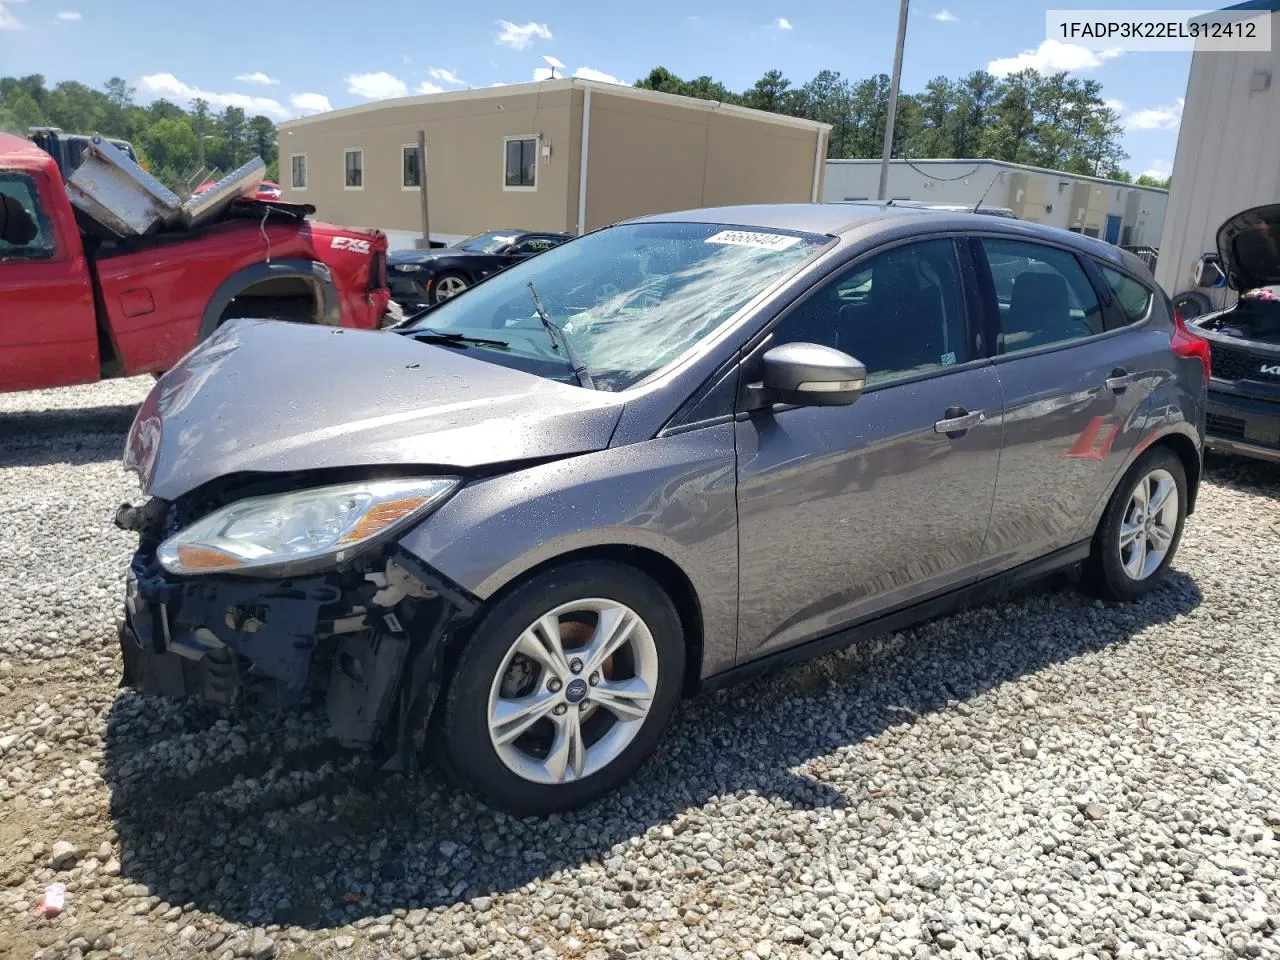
[1206,413,1246,441]
[1211,343,1280,383]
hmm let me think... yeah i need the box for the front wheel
[1084,447,1187,601]
[430,271,469,304]
[435,561,684,815]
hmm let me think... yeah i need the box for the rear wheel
[431,271,469,304]
[435,561,684,815]
[1084,447,1187,601]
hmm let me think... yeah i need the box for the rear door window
[981,239,1105,353]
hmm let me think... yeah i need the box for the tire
[1084,447,1188,601]
[430,271,470,304]
[435,560,685,815]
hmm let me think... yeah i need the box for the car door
[970,237,1159,574]
[0,170,99,391]
[735,237,1003,662]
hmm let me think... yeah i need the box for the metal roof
[279,78,831,135]
[826,157,1170,196]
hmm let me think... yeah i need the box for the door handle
[1106,369,1137,392]
[934,409,986,435]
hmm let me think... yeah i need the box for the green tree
[1135,173,1170,188]
[743,70,792,114]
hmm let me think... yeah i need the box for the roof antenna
[972,171,1003,214]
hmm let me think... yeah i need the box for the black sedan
[387,230,573,308]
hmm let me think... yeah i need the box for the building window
[503,137,537,190]
[344,148,364,190]
[402,144,422,190]
[290,154,307,190]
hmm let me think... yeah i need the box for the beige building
[278,78,831,250]
[1155,2,1280,300]
[824,158,1169,246]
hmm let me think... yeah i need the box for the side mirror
[755,342,867,408]
[1193,254,1227,289]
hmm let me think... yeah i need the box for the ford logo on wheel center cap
[564,678,588,703]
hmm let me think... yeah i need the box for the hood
[1217,204,1280,290]
[388,247,467,264]
[124,319,623,500]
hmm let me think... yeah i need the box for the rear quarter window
[1100,266,1153,323]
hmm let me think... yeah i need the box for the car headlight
[157,477,458,576]
[394,263,425,273]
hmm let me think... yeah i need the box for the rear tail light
[369,251,387,291]
[1170,308,1211,384]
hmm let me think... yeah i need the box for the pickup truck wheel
[430,272,469,304]
[434,561,684,816]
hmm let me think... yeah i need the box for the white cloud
[427,67,465,86]
[235,71,278,86]
[56,10,80,20]
[490,81,508,87]
[416,81,445,95]
[345,71,408,100]
[987,39,1121,77]
[775,17,792,29]
[1128,98,1183,130]
[290,92,331,114]
[1140,160,1172,180]
[139,73,291,120]
[573,66,623,85]
[495,19,552,50]
[0,3,25,29]
[1098,47,1123,61]
[532,67,553,81]
[930,9,957,21]
[402,53,412,65]
[1104,98,1126,114]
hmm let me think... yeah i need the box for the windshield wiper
[401,327,509,348]
[527,282,596,390]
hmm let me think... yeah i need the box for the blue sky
[0,0,1193,179]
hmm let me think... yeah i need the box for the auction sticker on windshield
[705,230,803,251]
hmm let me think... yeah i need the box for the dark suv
[1186,205,1280,463]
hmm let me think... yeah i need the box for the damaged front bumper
[116,506,478,768]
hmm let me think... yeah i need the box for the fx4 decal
[331,236,372,255]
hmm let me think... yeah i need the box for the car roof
[623,201,1149,276]
[624,202,935,236]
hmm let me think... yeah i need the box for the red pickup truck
[0,132,391,393]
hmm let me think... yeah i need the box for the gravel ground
[1,377,1279,960]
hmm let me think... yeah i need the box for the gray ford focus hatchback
[117,203,1209,814]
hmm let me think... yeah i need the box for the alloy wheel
[486,599,658,785]
[1118,467,1179,581]
[435,275,468,300]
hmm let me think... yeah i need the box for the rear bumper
[1205,388,1280,462]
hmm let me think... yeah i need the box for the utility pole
[417,129,430,249]
[877,0,910,201]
